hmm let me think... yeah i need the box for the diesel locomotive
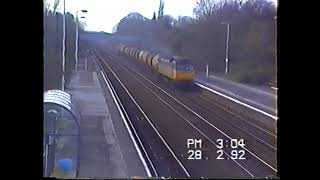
[119,45,195,83]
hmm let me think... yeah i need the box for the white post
[75,10,79,72]
[85,58,87,70]
[206,64,209,78]
[62,0,66,91]
[225,23,230,75]
[274,16,277,64]
[44,145,48,176]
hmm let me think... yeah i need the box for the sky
[48,0,277,33]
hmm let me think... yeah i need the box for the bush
[230,60,274,85]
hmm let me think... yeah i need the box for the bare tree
[44,4,84,90]
[52,0,61,13]
[152,12,156,20]
[113,0,276,85]
[193,0,218,20]
[159,15,175,29]
[157,0,164,20]
[43,0,60,14]
[112,24,118,33]
[44,0,50,15]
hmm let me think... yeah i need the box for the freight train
[119,45,195,85]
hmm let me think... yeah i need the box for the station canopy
[43,90,80,177]
[44,90,72,111]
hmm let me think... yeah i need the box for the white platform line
[96,55,153,177]
[196,83,278,121]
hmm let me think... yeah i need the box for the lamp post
[62,0,66,91]
[61,0,87,90]
[75,10,87,72]
[221,22,230,76]
[274,16,277,88]
[274,16,277,63]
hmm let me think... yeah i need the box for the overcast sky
[47,0,277,33]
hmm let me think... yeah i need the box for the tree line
[44,0,85,91]
[114,0,277,85]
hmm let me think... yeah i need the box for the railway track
[92,47,278,178]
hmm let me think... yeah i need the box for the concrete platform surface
[65,56,148,178]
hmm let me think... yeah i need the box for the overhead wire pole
[62,0,66,91]
[75,10,87,72]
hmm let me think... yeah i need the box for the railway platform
[194,73,277,116]
[64,55,148,178]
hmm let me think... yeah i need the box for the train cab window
[176,59,194,71]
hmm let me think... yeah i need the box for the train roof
[171,56,193,63]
